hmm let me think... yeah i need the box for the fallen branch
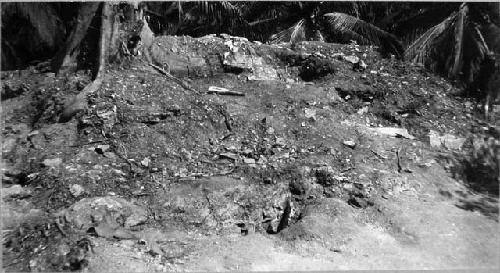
[396,147,403,173]
[207,90,245,96]
[370,149,387,160]
[149,63,200,94]
[208,86,245,96]
[395,147,412,173]
[55,217,67,237]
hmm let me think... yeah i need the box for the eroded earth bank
[2,33,499,271]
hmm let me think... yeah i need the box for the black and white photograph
[1,1,499,271]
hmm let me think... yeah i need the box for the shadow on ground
[455,196,499,221]
[434,138,499,221]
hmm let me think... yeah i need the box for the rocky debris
[221,35,278,81]
[304,108,317,120]
[287,166,326,200]
[42,158,62,168]
[1,161,26,184]
[289,176,313,196]
[298,57,336,81]
[343,54,368,72]
[313,166,337,187]
[262,195,292,234]
[29,122,78,149]
[25,237,94,272]
[3,32,499,271]
[347,195,374,209]
[140,157,151,167]
[1,184,31,199]
[279,198,358,247]
[370,127,415,140]
[335,81,376,102]
[2,136,18,155]
[94,145,110,154]
[353,59,368,71]
[150,35,278,80]
[357,106,369,115]
[148,36,353,83]
[88,223,137,239]
[130,228,192,262]
[344,55,360,64]
[94,104,117,131]
[428,130,466,150]
[219,152,239,161]
[1,82,28,100]
[61,196,148,231]
[158,177,296,234]
[2,124,30,154]
[243,158,256,165]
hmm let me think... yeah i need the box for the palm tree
[404,2,499,90]
[244,1,404,57]
[142,1,247,37]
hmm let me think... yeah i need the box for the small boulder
[140,157,151,167]
[343,140,356,149]
[429,130,466,150]
[371,127,415,140]
[304,108,316,119]
[1,184,29,198]
[69,184,85,197]
[42,158,62,168]
[95,145,110,154]
[62,196,148,230]
[243,158,256,164]
[344,55,360,64]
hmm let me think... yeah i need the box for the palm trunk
[450,4,467,77]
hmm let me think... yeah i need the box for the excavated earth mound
[2,35,499,271]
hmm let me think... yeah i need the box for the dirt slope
[2,38,499,272]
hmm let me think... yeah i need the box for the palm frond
[240,1,289,22]
[405,4,491,84]
[404,13,455,65]
[322,12,404,56]
[393,4,458,45]
[196,1,243,24]
[314,30,325,42]
[269,19,306,44]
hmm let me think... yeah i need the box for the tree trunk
[95,2,112,78]
[59,3,113,122]
[51,2,100,73]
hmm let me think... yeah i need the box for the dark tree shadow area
[457,157,499,196]
[438,188,498,221]
[436,140,499,220]
[444,137,499,197]
[456,197,499,221]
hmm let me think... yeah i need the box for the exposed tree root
[149,63,200,94]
